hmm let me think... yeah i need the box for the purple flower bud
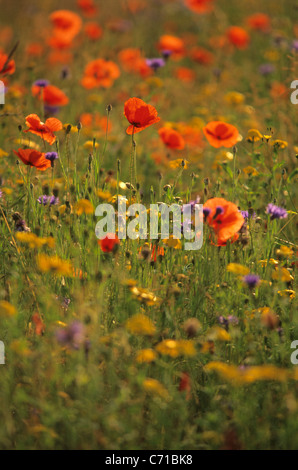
[243,274,260,289]
[146,58,166,71]
[33,79,50,88]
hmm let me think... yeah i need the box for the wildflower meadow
[0,0,297,451]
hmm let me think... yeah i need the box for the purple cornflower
[258,63,275,75]
[38,195,59,206]
[45,152,59,166]
[33,79,50,88]
[44,104,61,117]
[243,274,260,289]
[291,40,298,52]
[0,190,2,199]
[266,203,288,220]
[241,210,256,220]
[161,49,173,60]
[55,321,84,350]
[146,58,166,71]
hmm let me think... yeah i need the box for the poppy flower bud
[106,104,112,113]
[77,121,82,131]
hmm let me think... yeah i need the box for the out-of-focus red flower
[227,26,250,49]
[26,43,44,57]
[50,10,82,38]
[81,59,120,89]
[77,0,98,17]
[191,46,214,65]
[247,13,271,32]
[99,233,120,253]
[32,313,45,335]
[175,67,196,82]
[184,0,214,14]
[32,84,69,107]
[124,97,160,135]
[0,50,15,75]
[179,372,191,400]
[158,127,185,150]
[84,22,103,40]
[157,35,185,59]
[118,48,152,78]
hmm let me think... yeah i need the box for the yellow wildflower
[272,267,294,282]
[143,378,169,400]
[207,327,231,342]
[125,314,156,336]
[272,139,288,149]
[276,245,294,258]
[224,91,245,105]
[14,138,40,150]
[16,232,55,249]
[246,129,263,142]
[83,140,99,151]
[162,235,182,249]
[37,254,73,276]
[227,263,250,276]
[136,349,157,363]
[242,166,259,176]
[0,300,16,318]
[129,286,161,306]
[168,159,189,169]
[278,289,295,299]
[0,149,9,158]
[75,199,94,215]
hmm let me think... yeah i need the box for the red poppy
[184,0,214,14]
[32,313,45,335]
[0,51,15,75]
[118,48,152,78]
[227,26,250,49]
[175,67,195,82]
[32,84,69,107]
[50,10,82,39]
[81,59,120,89]
[157,35,185,59]
[99,233,120,253]
[80,112,112,133]
[158,127,185,150]
[203,121,239,148]
[178,372,191,400]
[77,0,98,16]
[247,13,271,32]
[203,197,244,245]
[124,97,160,135]
[191,46,214,65]
[13,149,51,171]
[24,114,63,145]
[26,43,44,57]
[84,22,103,40]
[150,244,165,262]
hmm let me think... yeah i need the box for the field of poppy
[0,0,297,451]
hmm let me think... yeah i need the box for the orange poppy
[32,313,45,335]
[184,0,214,13]
[157,35,185,59]
[48,51,73,65]
[124,97,160,135]
[13,149,51,171]
[191,47,214,65]
[50,10,82,39]
[227,26,250,49]
[247,13,271,32]
[118,48,152,78]
[79,112,112,133]
[0,51,15,75]
[77,0,98,16]
[32,84,69,106]
[158,127,185,150]
[26,43,44,57]
[47,32,74,50]
[24,114,63,145]
[203,197,244,245]
[84,22,103,40]
[175,67,195,82]
[81,59,120,89]
[203,121,239,148]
